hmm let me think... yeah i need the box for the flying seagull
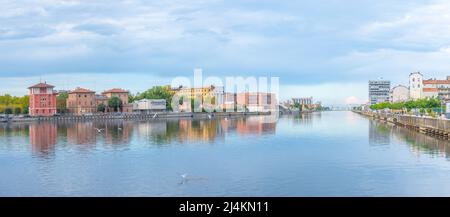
[94,128,104,133]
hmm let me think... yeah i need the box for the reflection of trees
[99,120,133,146]
[65,120,133,147]
[370,120,450,159]
[391,125,450,159]
[290,112,314,125]
[136,117,276,144]
[0,117,280,155]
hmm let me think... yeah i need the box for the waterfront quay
[1,111,271,123]
[355,110,450,139]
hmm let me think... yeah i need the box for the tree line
[369,97,443,113]
[0,94,29,114]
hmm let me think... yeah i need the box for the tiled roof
[423,79,450,84]
[28,82,54,89]
[69,87,95,93]
[102,88,129,93]
[423,88,438,92]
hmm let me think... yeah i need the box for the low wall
[2,111,271,123]
[354,110,450,138]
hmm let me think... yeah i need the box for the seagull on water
[118,127,122,131]
[94,128,104,133]
[207,114,212,119]
[178,173,188,185]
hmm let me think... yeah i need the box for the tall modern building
[369,80,391,105]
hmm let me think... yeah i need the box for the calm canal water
[2,111,450,196]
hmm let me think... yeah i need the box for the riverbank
[0,111,271,123]
[354,110,450,139]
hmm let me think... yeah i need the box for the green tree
[108,96,122,112]
[97,103,106,112]
[56,92,68,113]
[128,93,135,103]
[14,107,21,114]
[4,107,13,114]
[137,86,174,110]
[22,107,29,114]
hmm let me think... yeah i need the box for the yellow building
[173,85,215,99]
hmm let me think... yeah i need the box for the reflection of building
[67,87,97,114]
[369,121,391,146]
[133,99,166,113]
[369,80,391,105]
[390,85,409,102]
[177,119,219,142]
[66,122,97,145]
[102,121,133,145]
[29,122,57,155]
[236,116,276,135]
[28,82,58,116]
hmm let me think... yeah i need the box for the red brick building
[28,82,57,117]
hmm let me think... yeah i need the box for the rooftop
[103,88,129,93]
[69,87,95,93]
[28,82,54,89]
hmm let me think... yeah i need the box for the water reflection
[391,125,450,159]
[3,114,450,160]
[369,119,450,159]
[0,117,277,157]
[369,121,391,146]
[29,122,57,157]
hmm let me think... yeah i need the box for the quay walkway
[354,110,450,139]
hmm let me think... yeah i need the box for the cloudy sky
[1,0,450,105]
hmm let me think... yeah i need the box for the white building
[369,80,390,105]
[211,86,224,109]
[133,99,166,113]
[390,85,409,102]
[409,72,423,100]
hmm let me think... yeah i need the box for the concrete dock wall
[354,110,450,139]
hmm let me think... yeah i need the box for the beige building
[390,85,409,102]
[66,87,97,114]
[102,88,133,113]
[236,92,277,112]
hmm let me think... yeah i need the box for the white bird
[117,127,122,131]
[224,117,228,121]
[94,128,104,133]
[181,173,188,179]
[152,113,158,119]
[207,114,212,119]
[178,173,189,185]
